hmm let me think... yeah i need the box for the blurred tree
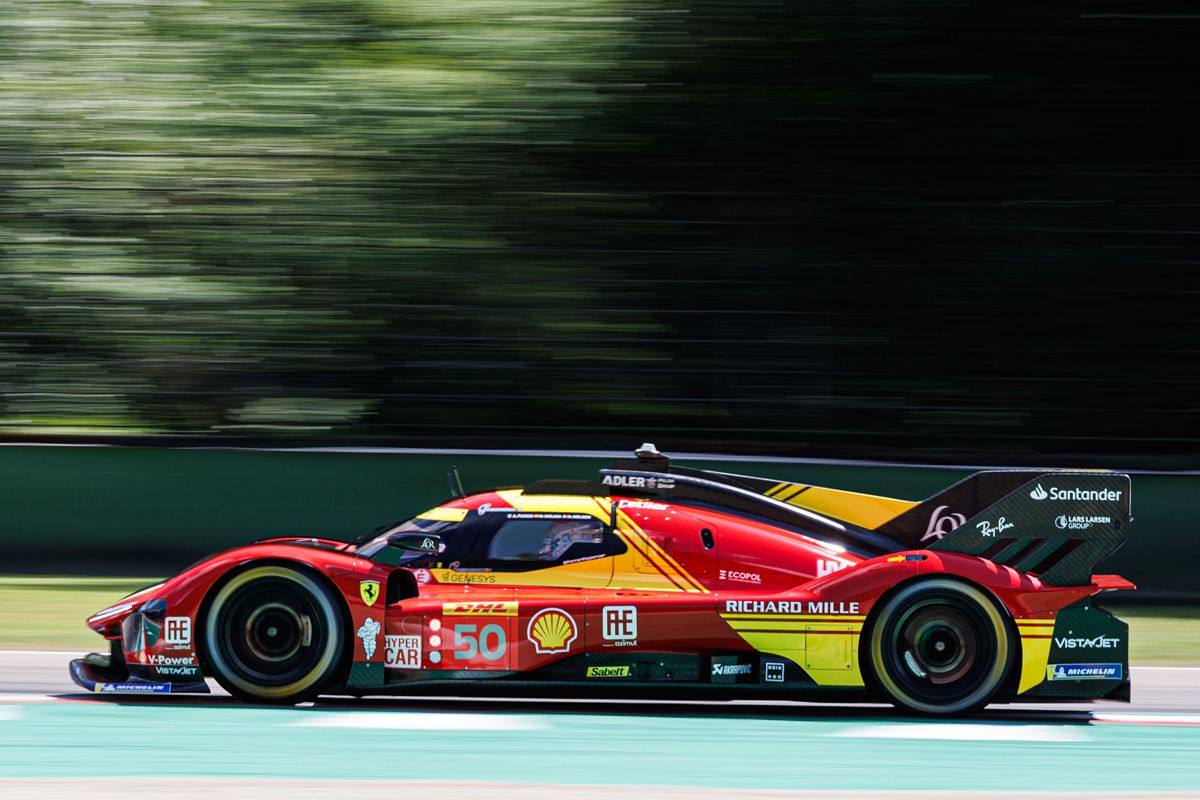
[0,0,1196,466]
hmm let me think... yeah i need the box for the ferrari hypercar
[72,444,1134,715]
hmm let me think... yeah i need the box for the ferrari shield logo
[359,580,381,607]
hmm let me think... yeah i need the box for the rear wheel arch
[859,574,1018,715]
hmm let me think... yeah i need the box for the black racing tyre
[203,564,344,704]
[865,578,1013,716]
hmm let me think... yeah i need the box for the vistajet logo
[1030,484,1122,502]
[1054,633,1120,649]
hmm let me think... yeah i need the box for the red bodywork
[80,481,1132,702]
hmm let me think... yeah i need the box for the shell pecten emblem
[527,608,578,654]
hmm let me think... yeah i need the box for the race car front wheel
[204,564,345,704]
[865,578,1013,716]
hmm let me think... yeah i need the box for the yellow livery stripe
[773,484,809,503]
[418,506,468,522]
[783,486,919,529]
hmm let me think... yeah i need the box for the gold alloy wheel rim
[204,565,341,700]
[869,578,1011,715]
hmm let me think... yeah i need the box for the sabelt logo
[1030,484,1122,502]
[586,665,630,678]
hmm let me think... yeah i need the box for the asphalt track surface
[2,651,1200,799]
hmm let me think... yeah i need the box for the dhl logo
[442,601,518,617]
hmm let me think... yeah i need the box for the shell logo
[527,608,578,654]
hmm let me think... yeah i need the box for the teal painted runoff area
[0,444,1194,592]
[1,700,1199,791]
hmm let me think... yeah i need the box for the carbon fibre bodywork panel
[929,473,1130,586]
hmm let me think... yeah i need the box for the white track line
[1093,712,1200,725]
[290,712,545,731]
[831,723,1090,742]
[0,694,69,703]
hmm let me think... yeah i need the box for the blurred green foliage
[0,1,1196,465]
[1,0,660,437]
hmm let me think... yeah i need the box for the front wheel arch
[196,559,353,703]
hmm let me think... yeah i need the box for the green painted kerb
[1,702,1199,791]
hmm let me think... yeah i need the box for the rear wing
[598,447,1131,587]
[921,472,1131,586]
[743,467,1132,587]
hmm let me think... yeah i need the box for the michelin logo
[95,682,171,694]
[1047,663,1122,681]
[1029,483,1122,502]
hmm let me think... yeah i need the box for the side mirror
[386,533,445,553]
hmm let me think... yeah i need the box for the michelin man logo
[357,617,381,660]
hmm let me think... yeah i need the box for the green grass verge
[0,577,1197,664]
[1107,605,1200,665]
[0,577,160,651]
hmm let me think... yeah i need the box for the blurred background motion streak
[1,0,1197,467]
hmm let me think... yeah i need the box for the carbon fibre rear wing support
[927,473,1131,586]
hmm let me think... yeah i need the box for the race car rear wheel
[866,578,1013,716]
[203,564,344,704]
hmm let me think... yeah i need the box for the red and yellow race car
[72,444,1133,715]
